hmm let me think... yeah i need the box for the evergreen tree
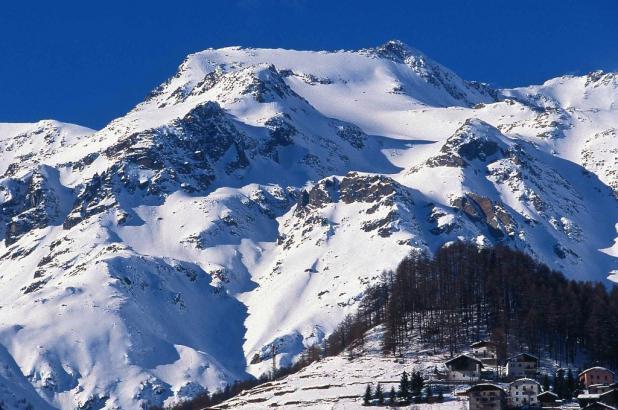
[542,374,550,392]
[554,369,565,398]
[411,371,424,396]
[364,384,372,406]
[398,371,410,401]
[575,368,585,393]
[389,386,396,405]
[375,383,384,405]
[566,368,575,399]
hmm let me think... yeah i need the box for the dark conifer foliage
[325,242,618,370]
[379,242,618,369]
[364,384,372,406]
[375,383,384,404]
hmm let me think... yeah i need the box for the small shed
[537,390,559,408]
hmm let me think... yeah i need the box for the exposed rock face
[296,173,401,212]
[424,119,506,168]
[1,167,71,245]
[291,173,413,240]
[451,193,516,239]
[581,128,618,196]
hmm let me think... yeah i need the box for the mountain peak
[360,39,429,65]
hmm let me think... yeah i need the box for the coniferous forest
[326,242,618,370]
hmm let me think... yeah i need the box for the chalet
[590,385,614,395]
[445,354,483,382]
[579,392,605,408]
[537,391,559,408]
[464,383,506,410]
[583,402,617,410]
[507,378,541,408]
[506,353,539,378]
[579,367,615,388]
[578,385,618,409]
[600,388,618,408]
[471,341,497,365]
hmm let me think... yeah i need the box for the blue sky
[1,0,617,129]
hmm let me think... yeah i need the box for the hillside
[0,40,617,408]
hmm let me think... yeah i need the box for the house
[471,341,497,365]
[578,386,618,409]
[537,391,559,408]
[579,367,615,388]
[464,383,506,410]
[600,388,618,408]
[590,385,613,395]
[579,391,606,408]
[583,402,617,410]
[445,354,483,382]
[506,353,539,378]
[507,378,541,408]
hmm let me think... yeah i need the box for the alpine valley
[0,40,617,408]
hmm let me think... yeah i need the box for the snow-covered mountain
[0,40,617,408]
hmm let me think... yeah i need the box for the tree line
[326,242,618,370]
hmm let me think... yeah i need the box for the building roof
[465,383,506,394]
[510,378,541,387]
[538,391,559,399]
[579,367,616,378]
[471,340,496,348]
[600,388,618,399]
[507,353,539,363]
[584,403,617,410]
[445,354,483,369]
[578,393,602,400]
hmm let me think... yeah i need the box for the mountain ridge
[0,40,617,408]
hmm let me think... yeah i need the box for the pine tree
[398,371,410,401]
[375,383,384,405]
[575,368,585,393]
[542,374,550,392]
[389,386,396,405]
[364,384,372,406]
[554,369,565,398]
[411,371,424,396]
[566,368,575,399]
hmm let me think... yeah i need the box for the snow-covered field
[215,327,469,409]
[0,40,616,407]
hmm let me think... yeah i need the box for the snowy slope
[216,326,464,410]
[215,325,572,410]
[0,41,617,408]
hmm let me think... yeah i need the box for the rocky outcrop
[1,167,71,245]
[424,119,506,168]
[451,193,516,239]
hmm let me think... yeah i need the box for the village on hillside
[205,325,617,410]
[444,341,617,410]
